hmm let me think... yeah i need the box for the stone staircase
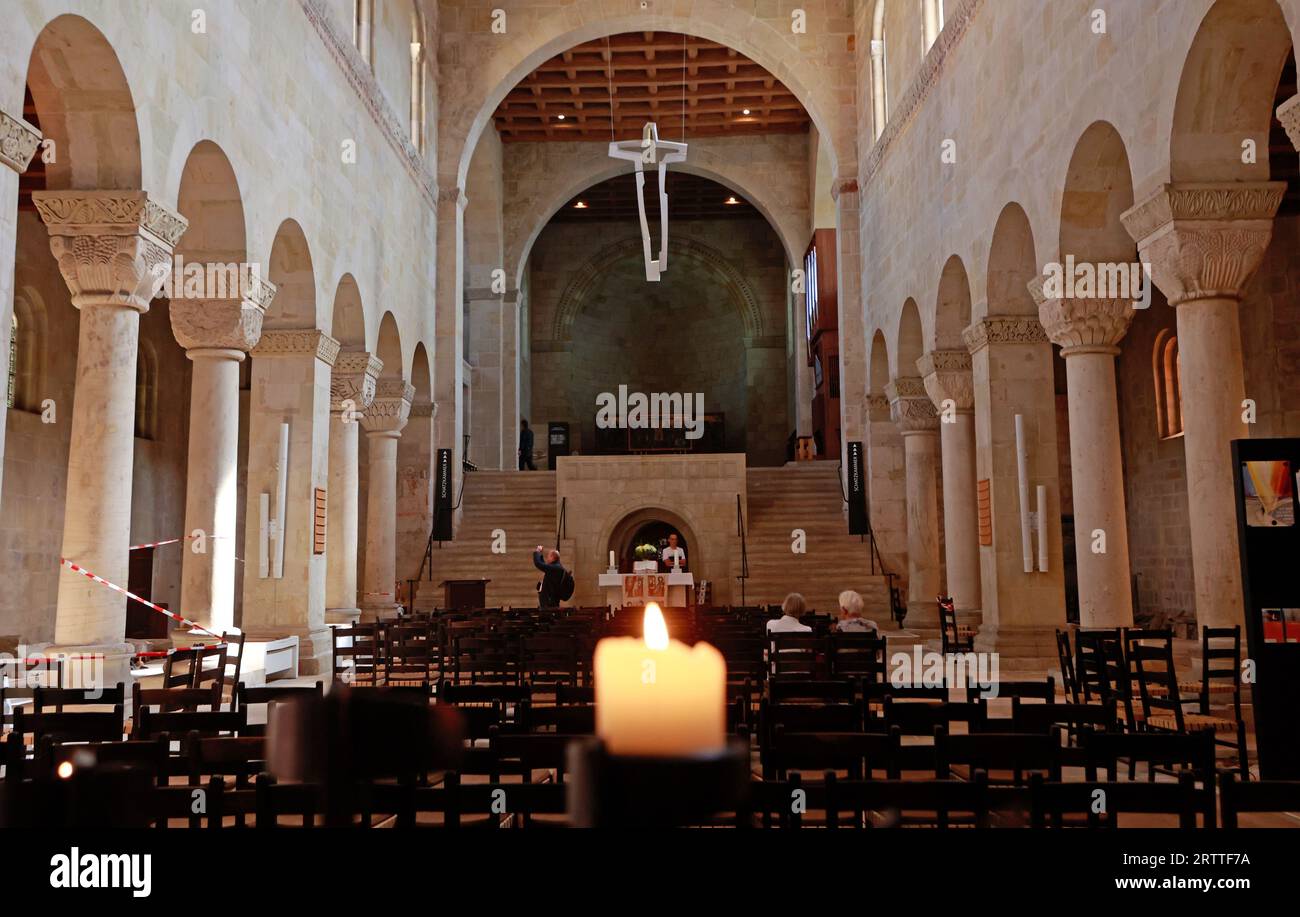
[415,470,558,609]
[741,463,898,626]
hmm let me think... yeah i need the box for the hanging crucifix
[608,122,688,282]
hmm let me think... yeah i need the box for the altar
[597,571,694,608]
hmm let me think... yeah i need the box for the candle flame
[643,602,669,650]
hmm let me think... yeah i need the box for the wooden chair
[935,726,1061,786]
[134,705,247,741]
[41,737,171,786]
[1029,771,1200,828]
[768,633,824,679]
[880,698,987,736]
[1,656,63,733]
[1076,628,1137,730]
[765,726,905,781]
[939,596,974,654]
[966,677,1055,705]
[829,632,887,682]
[1079,729,1217,826]
[1219,773,1300,828]
[133,683,222,716]
[1127,628,1249,779]
[12,706,125,747]
[332,623,383,686]
[384,622,437,688]
[1011,699,1115,735]
[1056,629,1080,703]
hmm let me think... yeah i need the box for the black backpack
[558,568,576,601]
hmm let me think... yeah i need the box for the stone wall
[526,216,789,465]
[556,453,746,606]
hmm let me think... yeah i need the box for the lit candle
[594,602,726,757]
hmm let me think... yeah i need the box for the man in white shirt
[766,593,813,634]
[660,532,686,571]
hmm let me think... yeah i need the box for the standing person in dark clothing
[519,419,537,470]
[534,545,567,608]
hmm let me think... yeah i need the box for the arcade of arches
[2,0,1300,684]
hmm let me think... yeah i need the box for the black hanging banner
[1231,437,1300,779]
[846,440,869,535]
[433,447,453,541]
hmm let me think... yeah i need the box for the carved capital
[1032,288,1132,356]
[865,393,892,424]
[32,191,189,312]
[362,379,414,435]
[962,315,1049,354]
[252,328,341,366]
[917,350,974,412]
[830,177,859,201]
[330,351,383,412]
[0,108,41,173]
[1120,182,1284,306]
[1278,95,1300,153]
[885,377,938,434]
[170,276,276,353]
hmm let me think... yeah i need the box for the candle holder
[567,736,751,828]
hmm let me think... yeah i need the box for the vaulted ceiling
[494,31,810,143]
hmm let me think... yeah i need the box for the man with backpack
[533,545,574,608]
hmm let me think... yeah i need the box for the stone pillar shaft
[1121,181,1284,628]
[327,352,381,623]
[360,379,413,620]
[32,191,187,654]
[888,378,941,628]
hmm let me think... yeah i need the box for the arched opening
[606,507,701,581]
[895,297,924,378]
[134,340,159,441]
[7,289,45,413]
[985,202,1039,316]
[1153,329,1184,440]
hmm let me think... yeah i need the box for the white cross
[608,122,688,282]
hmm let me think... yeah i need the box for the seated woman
[835,589,878,633]
[766,593,813,633]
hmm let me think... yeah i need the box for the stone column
[434,187,466,528]
[31,191,188,680]
[1033,282,1135,627]
[1121,182,1284,629]
[963,315,1066,669]
[397,401,435,590]
[242,328,339,674]
[326,351,381,624]
[832,178,864,476]
[501,288,521,468]
[170,278,276,636]
[919,350,980,615]
[887,378,942,629]
[360,379,413,620]
[866,393,908,585]
[0,108,41,513]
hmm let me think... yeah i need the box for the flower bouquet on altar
[632,543,659,574]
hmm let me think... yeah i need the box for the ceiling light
[724,196,740,205]
[742,108,751,116]
[574,201,588,209]
[557,114,566,120]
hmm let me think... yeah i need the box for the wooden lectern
[440,579,489,611]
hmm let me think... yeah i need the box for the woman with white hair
[836,589,878,633]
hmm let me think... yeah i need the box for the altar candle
[594,602,726,757]
[609,550,616,569]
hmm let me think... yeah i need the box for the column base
[38,643,136,691]
[972,624,1062,676]
[326,607,362,626]
[360,602,402,623]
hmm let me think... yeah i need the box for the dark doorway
[125,547,167,639]
[623,522,689,572]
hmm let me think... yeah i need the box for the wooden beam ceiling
[494,32,810,142]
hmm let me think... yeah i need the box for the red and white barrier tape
[128,534,231,551]
[59,557,223,641]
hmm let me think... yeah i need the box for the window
[353,0,373,65]
[871,0,889,140]
[135,341,159,440]
[1153,329,1183,439]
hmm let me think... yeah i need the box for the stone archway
[605,506,702,576]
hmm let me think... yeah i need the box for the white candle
[609,550,616,569]
[594,602,726,757]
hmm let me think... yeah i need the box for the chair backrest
[190,642,230,702]
[934,727,1061,785]
[1198,625,1243,712]
[1055,629,1079,703]
[1011,699,1115,735]
[161,648,200,690]
[812,770,991,829]
[135,705,247,741]
[766,727,903,780]
[234,681,324,712]
[185,731,266,786]
[32,682,126,712]
[332,623,382,685]
[133,683,222,715]
[1075,628,1134,726]
[13,705,125,746]
[1125,628,1183,727]
[938,597,970,654]
[881,698,987,736]
[1219,773,1300,828]
[44,737,169,786]
[768,633,824,678]
[829,632,887,681]
[1030,771,1201,828]
[966,677,1055,705]
[768,679,856,705]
